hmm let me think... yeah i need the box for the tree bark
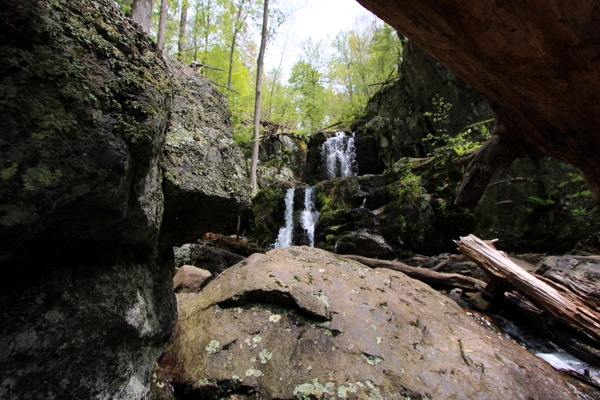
[131,0,152,34]
[157,0,168,50]
[339,254,487,292]
[456,234,600,344]
[178,1,189,62]
[250,0,269,193]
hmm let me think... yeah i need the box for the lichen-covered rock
[258,135,307,183]
[0,0,177,398]
[0,0,251,398]
[159,246,579,399]
[161,57,251,245]
[0,0,171,261]
[257,165,297,190]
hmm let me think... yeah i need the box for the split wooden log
[339,254,487,292]
[456,234,600,344]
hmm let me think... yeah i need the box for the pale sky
[264,0,375,77]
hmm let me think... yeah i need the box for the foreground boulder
[160,246,578,399]
[0,0,251,397]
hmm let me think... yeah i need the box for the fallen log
[202,233,266,257]
[339,254,487,292]
[456,234,600,344]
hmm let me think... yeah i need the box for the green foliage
[114,0,133,16]
[423,94,494,162]
[289,59,327,133]
[145,1,404,138]
[263,186,283,208]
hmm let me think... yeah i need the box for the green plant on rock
[391,173,424,203]
[423,93,493,162]
[423,94,452,135]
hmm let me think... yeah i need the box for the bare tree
[157,0,169,50]
[178,1,189,62]
[131,0,152,33]
[226,0,249,98]
[250,0,269,193]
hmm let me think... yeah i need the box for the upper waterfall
[321,131,358,179]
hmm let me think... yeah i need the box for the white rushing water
[321,131,358,179]
[273,188,295,248]
[299,187,320,247]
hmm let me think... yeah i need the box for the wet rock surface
[160,246,579,399]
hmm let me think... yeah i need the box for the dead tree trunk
[339,254,487,292]
[456,234,600,344]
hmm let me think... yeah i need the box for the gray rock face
[161,58,251,246]
[160,246,578,399]
[0,0,251,398]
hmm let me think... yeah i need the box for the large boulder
[159,246,579,399]
[161,57,251,245]
[173,265,212,294]
[0,0,251,398]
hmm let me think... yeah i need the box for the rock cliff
[353,41,492,172]
[355,0,600,208]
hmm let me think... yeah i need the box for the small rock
[173,265,212,293]
[468,292,492,311]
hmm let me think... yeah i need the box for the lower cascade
[273,188,295,248]
[321,131,358,179]
[299,186,320,247]
[274,186,319,249]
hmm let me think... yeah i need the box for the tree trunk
[178,1,189,62]
[131,0,152,34]
[203,0,213,64]
[250,0,269,193]
[157,0,168,50]
[227,0,247,99]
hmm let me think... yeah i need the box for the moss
[1,163,18,181]
[22,166,62,191]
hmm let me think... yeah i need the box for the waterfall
[273,188,295,248]
[321,131,358,179]
[299,187,320,247]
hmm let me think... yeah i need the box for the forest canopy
[114,0,403,139]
